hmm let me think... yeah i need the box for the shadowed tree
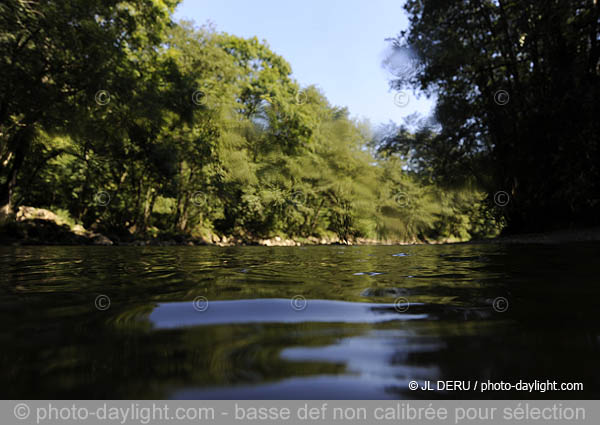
[384,0,600,232]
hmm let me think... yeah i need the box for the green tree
[0,0,178,215]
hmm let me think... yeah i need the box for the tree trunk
[309,199,325,235]
[177,190,191,233]
[0,126,35,215]
[139,187,157,234]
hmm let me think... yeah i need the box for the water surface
[1,244,599,399]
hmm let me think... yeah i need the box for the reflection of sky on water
[171,329,443,399]
[149,299,428,329]
[281,331,441,379]
[155,299,442,399]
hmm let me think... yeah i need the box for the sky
[173,0,434,127]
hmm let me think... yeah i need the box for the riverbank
[2,206,599,246]
[0,206,451,246]
[475,226,600,244]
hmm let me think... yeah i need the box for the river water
[1,244,599,399]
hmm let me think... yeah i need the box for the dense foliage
[381,0,600,233]
[1,0,502,243]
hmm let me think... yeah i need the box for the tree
[385,0,600,232]
[0,0,179,214]
[2,5,501,244]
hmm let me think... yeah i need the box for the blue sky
[173,0,434,127]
